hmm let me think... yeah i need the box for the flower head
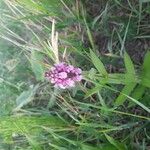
[45,62,82,89]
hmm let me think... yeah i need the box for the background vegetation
[0,0,150,149]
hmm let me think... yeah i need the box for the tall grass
[0,0,150,149]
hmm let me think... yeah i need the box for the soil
[84,0,150,67]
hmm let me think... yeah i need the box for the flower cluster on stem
[45,62,82,89]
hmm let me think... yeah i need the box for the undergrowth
[0,0,150,150]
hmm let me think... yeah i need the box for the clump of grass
[0,115,68,149]
[0,0,150,150]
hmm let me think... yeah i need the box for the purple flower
[45,62,82,89]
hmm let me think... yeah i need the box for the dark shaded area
[83,0,150,65]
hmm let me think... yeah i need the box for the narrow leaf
[131,85,145,101]
[141,51,150,87]
[128,85,145,107]
[90,49,107,76]
[115,83,136,106]
[104,133,126,150]
[85,85,102,99]
[30,51,45,81]
[14,85,39,111]
[124,52,136,81]
[125,93,150,113]
[83,17,95,50]
[81,143,116,150]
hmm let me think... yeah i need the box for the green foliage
[115,52,137,106]
[104,133,126,150]
[14,85,39,111]
[141,51,150,87]
[0,0,150,149]
[124,52,136,82]
[81,143,117,150]
[30,51,45,82]
[17,0,62,16]
[115,83,136,106]
[0,116,67,143]
[90,49,108,76]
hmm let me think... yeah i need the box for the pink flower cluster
[45,62,82,89]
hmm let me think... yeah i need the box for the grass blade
[141,51,150,87]
[115,83,137,106]
[30,51,45,82]
[90,49,107,76]
[104,133,126,150]
[124,51,136,82]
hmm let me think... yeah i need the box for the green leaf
[30,51,45,81]
[88,68,97,79]
[83,16,95,50]
[108,73,127,84]
[90,49,107,76]
[17,0,61,14]
[81,143,117,150]
[14,85,39,111]
[26,135,42,150]
[84,79,108,99]
[124,52,136,82]
[17,0,46,13]
[115,83,137,106]
[143,51,149,67]
[131,85,145,101]
[114,52,138,106]
[141,51,150,88]
[84,85,102,99]
[124,93,150,113]
[18,14,49,21]
[0,116,67,143]
[104,134,126,150]
[128,85,145,107]
[81,144,100,150]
